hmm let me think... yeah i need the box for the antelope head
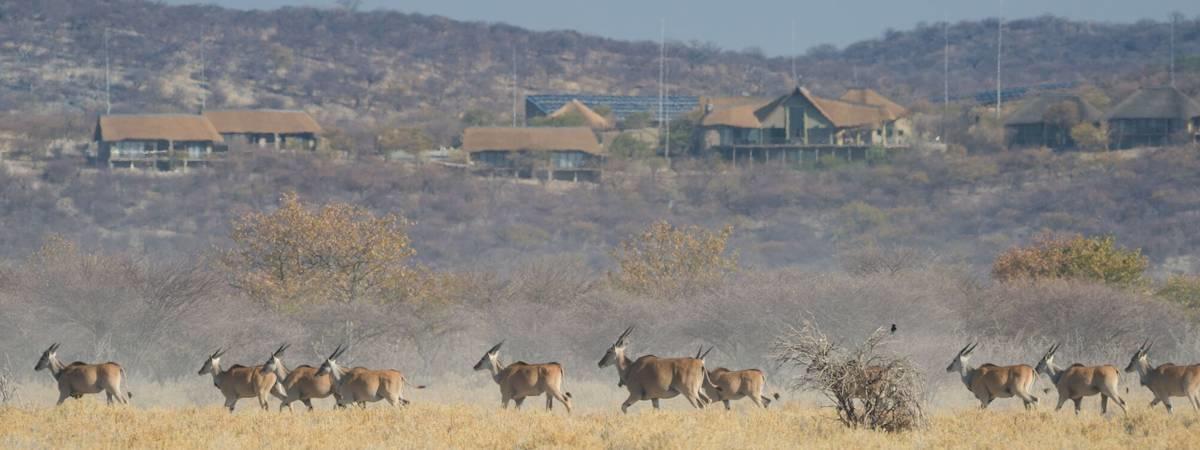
[1034,343,1060,376]
[945,342,977,373]
[473,341,504,371]
[1124,339,1152,374]
[598,326,634,368]
[316,345,348,381]
[198,348,225,375]
[34,343,60,371]
[260,343,290,375]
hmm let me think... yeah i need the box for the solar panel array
[525,94,700,121]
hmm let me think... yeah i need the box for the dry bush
[839,245,932,276]
[773,321,926,432]
[0,358,16,404]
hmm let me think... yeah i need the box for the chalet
[94,114,224,170]
[525,94,699,125]
[203,110,322,150]
[1004,94,1103,149]
[462,127,604,182]
[697,87,911,164]
[1107,87,1200,149]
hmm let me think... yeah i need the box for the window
[553,151,586,169]
[185,143,206,158]
[114,141,150,156]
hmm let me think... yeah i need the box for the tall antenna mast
[199,37,207,112]
[661,19,670,165]
[512,47,518,127]
[996,2,1004,120]
[791,20,798,85]
[943,12,949,142]
[1170,13,1177,87]
[104,27,111,115]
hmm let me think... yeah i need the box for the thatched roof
[548,100,613,129]
[701,88,903,130]
[96,115,224,142]
[1004,94,1104,126]
[839,88,908,119]
[1107,87,1200,121]
[461,127,602,154]
[203,110,323,134]
[701,103,768,128]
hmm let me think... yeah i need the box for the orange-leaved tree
[992,233,1146,287]
[609,220,737,300]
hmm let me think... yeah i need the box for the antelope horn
[327,344,343,360]
[274,343,289,357]
[211,348,224,359]
[48,343,60,353]
[699,346,714,360]
[617,326,634,345]
[957,343,971,355]
[334,344,349,360]
[487,341,504,354]
[695,345,704,359]
[965,342,978,355]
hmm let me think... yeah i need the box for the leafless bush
[839,245,933,276]
[773,321,926,432]
[0,357,16,404]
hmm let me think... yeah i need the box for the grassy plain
[2,380,1198,449]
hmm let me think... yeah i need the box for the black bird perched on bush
[890,324,897,334]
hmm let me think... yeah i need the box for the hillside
[1,0,1198,144]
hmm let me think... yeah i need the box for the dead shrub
[773,321,926,432]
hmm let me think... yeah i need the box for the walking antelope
[1124,340,1200,413]
[472,341,573,413]
[1034,343,1126,414]
[34,343,131,406]
[198,348,285,412]
[260,344,340,412]
[315,345,426,408]
[695,347,780,410]
[596,326,719,413]
[945,343,1039,409]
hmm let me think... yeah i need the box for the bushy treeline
[12,146,1200,273]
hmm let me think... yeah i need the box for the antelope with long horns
[34,343,131,406]
[597,326,719,413]
[1034,343,1126,414]
[1124,340,1200,414]
[260,343,340,412]
[946,343,1038,409]
[316,345,426,408]
[473,341,573,413]
[198,347,285,412]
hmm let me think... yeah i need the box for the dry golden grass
[2,398,1199,449]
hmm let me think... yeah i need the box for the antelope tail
[565,392,573,399]
[120,366,134,399]
[403,376,427,389]
[702,365,722,392]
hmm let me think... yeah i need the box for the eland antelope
[34,343,131,406]
[695,347,779,409]
[946,343,1039,409]
[260,343,340,412]
[315,345,426,408]
[198,348,285,412]
[1034,343,1126,414]
[473,341,573,413]
[1124,340,1200,413]
[597,326,718,413]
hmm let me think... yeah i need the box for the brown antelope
[945,343,1039,409]
[1123,341,1200,414]
[198,347,285,412]
[1034,343,1126,414]
[315,345,426,408]
[259,344,340,412]
[34,343,131,406]
[472,341,573,413]
[695,347,779,410]
[596,326,718,413]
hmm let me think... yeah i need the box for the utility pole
[996,2,1004,121]
[104,27,111,115]
[512,47,518,127]
[1170,12,1177,87]
[660,19,669,165]
[199,37,207,112]
[791,20,798,85]
[943,14,950,143]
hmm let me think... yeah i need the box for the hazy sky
[169,0,1199,55]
